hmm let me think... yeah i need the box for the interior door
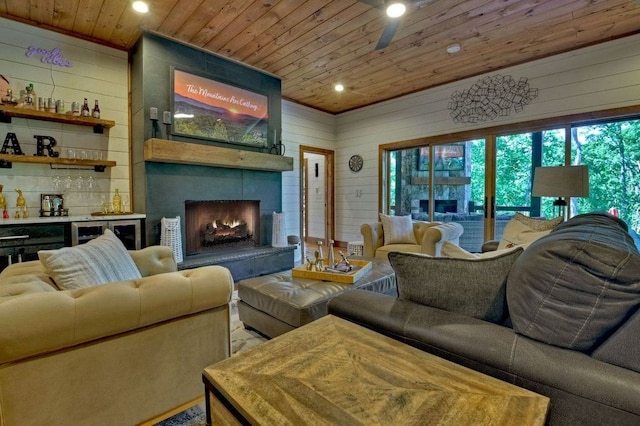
[300,146,334,253]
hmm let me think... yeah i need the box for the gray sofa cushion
[388,249,523,323]
[507,213,640,352]
[592,307,640,373]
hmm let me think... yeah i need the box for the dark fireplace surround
[130,32,293,280]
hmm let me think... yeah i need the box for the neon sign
[25,46,73,67]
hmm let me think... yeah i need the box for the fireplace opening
[185,200,260,255]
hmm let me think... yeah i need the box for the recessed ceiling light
[446,43,461,54]
[334,84,345,92]
[132,1,149,14]
[386,2,407,18]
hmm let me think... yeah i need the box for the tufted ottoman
[237,258,396,338]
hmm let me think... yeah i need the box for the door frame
[300,145,335,251]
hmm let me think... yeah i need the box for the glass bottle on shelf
[112,188,122,213]
[81,98,90,117]
[0,185,6,218]
[92,99,100,119]
[23,83,36,110]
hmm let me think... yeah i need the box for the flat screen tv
[171,68,269,148]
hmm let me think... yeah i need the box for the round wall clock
[349,154,363,172]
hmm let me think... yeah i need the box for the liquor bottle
[92,99,100,119]
[81,98,90,117]
[112,188,122,213]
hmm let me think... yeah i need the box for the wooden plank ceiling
[2,0,639,114]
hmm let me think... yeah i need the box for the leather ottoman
[237,258,396,338]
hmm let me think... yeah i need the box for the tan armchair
[361,221,464,260]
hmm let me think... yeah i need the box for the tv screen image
[172,69,269,147]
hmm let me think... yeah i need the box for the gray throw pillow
[507,213,640,352]
[388,248,523,323]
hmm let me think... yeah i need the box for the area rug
[154,290,266,426]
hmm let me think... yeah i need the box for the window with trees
[383,112,640,252]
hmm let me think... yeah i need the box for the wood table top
[203,315,549,425]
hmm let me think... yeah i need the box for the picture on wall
[417,145,465,171]
[172,69,269,147]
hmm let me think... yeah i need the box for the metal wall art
[448,74,538,124]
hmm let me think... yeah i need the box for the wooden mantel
[143,138,293,172]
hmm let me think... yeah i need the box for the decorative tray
[291,259,372,284]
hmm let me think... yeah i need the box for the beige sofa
[361,221,464,260]
[0,246,234,426]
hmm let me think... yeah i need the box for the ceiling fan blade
[375,18,401,50]
[357,0,385,7]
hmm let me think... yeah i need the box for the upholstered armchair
[361,217,464,260]
[0,234,234,426]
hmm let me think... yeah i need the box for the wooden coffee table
[203,315,549,425]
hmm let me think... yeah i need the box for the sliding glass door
[383,114,640,251]
[386,140,487,252]
[571,119,640,230]
[493,128,565,240]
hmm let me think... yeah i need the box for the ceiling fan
[357,0,432,50]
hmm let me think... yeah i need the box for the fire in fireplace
[185,200,260,255]
[205,219,250,243]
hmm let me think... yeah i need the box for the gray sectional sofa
[328,213,640,425]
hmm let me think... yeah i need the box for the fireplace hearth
[185,200,260,255]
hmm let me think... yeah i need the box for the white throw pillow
[497,213,563,250]
[380,214,417,245]
[38,229,142,290]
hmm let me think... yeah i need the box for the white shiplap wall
[0,18,129,218]
[281,101,336,244]
[330,33,640,243]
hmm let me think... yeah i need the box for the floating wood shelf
[0,154,116,172]
[0,105,116,134]
[144,138,294,172]
[411,176,472,185]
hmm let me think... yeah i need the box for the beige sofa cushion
[442,240,531,259]
[38,229,142,290]
[129,245,177,277]
[375,243,424,260]
[498,213,563,250]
